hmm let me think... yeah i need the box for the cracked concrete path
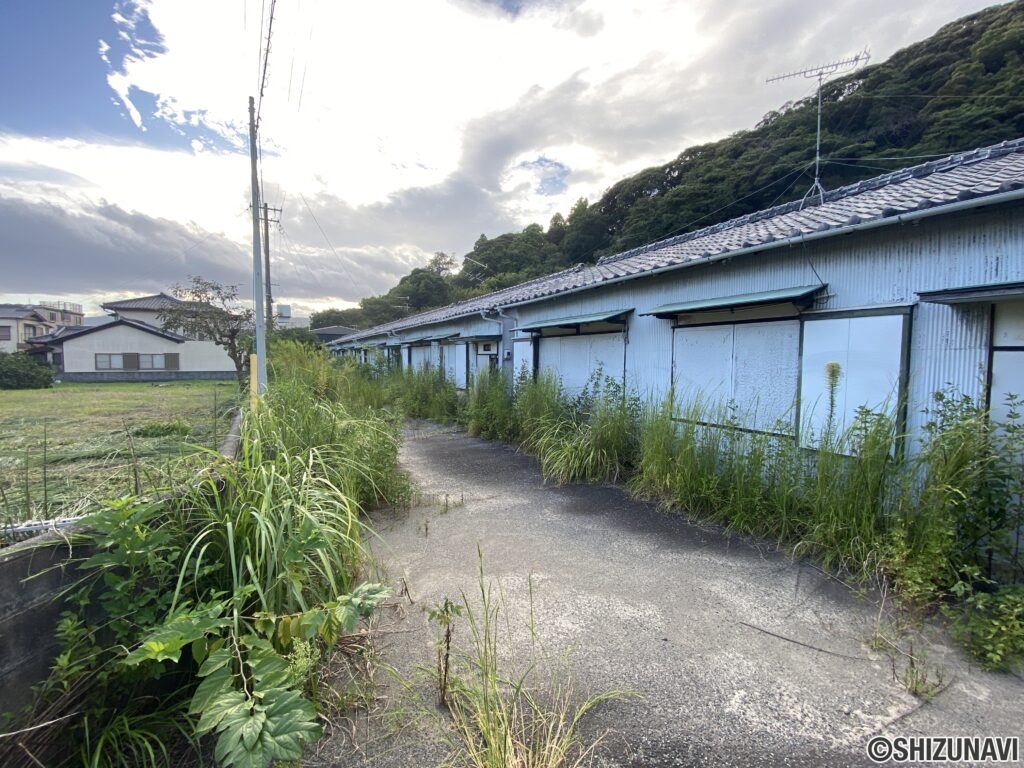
[316,421,1024,767]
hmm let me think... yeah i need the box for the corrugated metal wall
[509,205,1022,441]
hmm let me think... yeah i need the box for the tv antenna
[768,48,870,208]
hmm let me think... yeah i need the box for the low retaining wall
[58,370,235,383]
[0,412,243,719]
[0,530,93,716]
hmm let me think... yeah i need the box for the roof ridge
[596,137,1024,267]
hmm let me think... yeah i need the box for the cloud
[0,0,1005,318]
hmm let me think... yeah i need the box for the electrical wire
[297,193,362,291]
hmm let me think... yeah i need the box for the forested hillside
[313,0,1024,330]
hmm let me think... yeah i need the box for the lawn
[0,380,240,525]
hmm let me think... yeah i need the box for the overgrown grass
[0,380,238,525]
[341,355,1023,666]
[4,344,402,768]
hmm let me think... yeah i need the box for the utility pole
[261,203,281,328]
[248,96,268,395]
[768,49,870,208]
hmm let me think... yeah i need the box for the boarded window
[990,301,1024,423]
[123,353,140,370]
[0,326,10,341]
[538,333,625,393]
[165,353,180,370]
[799,314,905,447]
[673,320,800,433]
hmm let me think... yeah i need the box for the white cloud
[0,0,1006,315]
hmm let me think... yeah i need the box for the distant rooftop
[101,293,186,313]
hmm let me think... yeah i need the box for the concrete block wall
[0,529,93,716]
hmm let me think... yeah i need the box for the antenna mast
[767,48,870,208]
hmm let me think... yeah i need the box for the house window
[140,354,165,369]
[24,325,37,338]
[799,314,906,447]
[49,312,57,321]
[95,353,124,370]
[0,326,10,341]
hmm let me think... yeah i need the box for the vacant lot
[0,380,238,524]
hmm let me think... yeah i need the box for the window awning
[917,281,1024,304]
[641,285,825,318]
[404,332,460,344]
[515,309,631,332]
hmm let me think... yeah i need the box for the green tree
[160,276,253,390]
[310,308,363,329]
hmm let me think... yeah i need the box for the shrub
[950,583,1024,670]
[0,351,53,390]
[9,344,401,767]
[465,367,516,441]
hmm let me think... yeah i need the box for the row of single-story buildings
[332,138,1024,447]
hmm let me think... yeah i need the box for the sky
[0,0,1007,319]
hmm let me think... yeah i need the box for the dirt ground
[309,421,1024,767]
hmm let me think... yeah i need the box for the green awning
[404,332,460,344]
[918,281,1024,304]
[642,285,825,318]
[515,309,631,332]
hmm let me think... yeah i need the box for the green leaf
[190,663,233,715]
[240,709,268,750]
[195,688,248,734]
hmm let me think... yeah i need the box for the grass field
[0,380,240,524]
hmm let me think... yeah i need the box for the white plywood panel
[454,343,468,388]
[512,338,533,381]
[409,345,431,370]
[539,334,625,392]
[800,315,904,445]
[991,350,1024,423]
[673,325,732,409]
[733,321,800,431]
[441,343,457,382]
[993,301,1024,346]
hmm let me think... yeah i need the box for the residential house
[332,137,1024,448]
[33,301,84,328]
[0,305,55,354]
[28,293,236,382]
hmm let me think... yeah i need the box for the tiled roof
[28,318,187,345]
[338,137,1024,343]
[0,304,48,320]
[101,293,186,312]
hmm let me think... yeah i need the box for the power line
[654,162,813,242]
[256,0,277,124]
[297,193,362,292]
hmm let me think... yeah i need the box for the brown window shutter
[123,353,140,370]
[165,353,180,370]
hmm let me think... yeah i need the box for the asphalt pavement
[313,420,1024,768]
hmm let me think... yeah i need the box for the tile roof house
[333,137,1024,447]
[27,293,237,382]
[0,305,55,354]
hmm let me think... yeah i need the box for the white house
[0,305,54,354]
[332,137,1024,448]
[28,293,236,382]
